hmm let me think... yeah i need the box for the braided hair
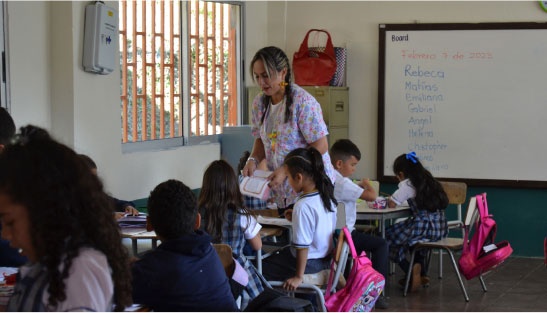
[393,153,448,212]
[250,46,293,125]
[284,147,337,212]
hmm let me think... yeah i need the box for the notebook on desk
[257,215,292,227]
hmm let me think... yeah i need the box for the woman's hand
[283,275,304,291]
[242,159,257,177]
[125,206,140,216]
[268,166,287,189]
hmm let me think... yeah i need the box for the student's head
[330,139,361,177]
[284,147,337,212]
[238,150,251,173]
[392,152,448,212]
[251,46,293,124]
[199,160,252,242]
[0,107,16,152]
[147,179,199,240]
[79,153,98,175]
[0,125,131,309]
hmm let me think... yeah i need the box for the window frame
[0,2,10,110]
[121,0,245,153]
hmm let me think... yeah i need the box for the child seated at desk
[199,160,264,310]
[131,179,238,312]
[385,152,449,292]
[0,125,131,311]
[0,107,27,267]
[262,147,336,292]
[78,154,140,219]
[330,139,389,309]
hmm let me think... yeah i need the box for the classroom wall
[271,1,547,180]
[7,1,220,200]
[262,1,547,257]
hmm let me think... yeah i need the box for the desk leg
[381,216,388,297]
[257,249,262,274]
[132,239,138,256]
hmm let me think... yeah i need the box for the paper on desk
[257,215,292,226]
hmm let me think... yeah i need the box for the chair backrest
[335,202,346,229]
[370,180,380,196]
[213,243,234,276]
[440,181,467,204]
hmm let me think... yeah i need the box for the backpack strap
[326,227,359,298]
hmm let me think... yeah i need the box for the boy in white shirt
[330,139,389,309]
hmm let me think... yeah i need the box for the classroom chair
[268,229,351,312]
[434,181,467,278]
[403,196,485,302]
[213,244,244,308]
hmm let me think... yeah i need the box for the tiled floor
[124,238,547,312]
[381,255,547,312]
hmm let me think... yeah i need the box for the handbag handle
[295,29,335,58]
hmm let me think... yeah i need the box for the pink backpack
[458,193,513,280]
[325,227,385,312]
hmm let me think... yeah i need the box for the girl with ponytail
[261,147,337,292]
[385,152,449,292]
[243,46,335,216]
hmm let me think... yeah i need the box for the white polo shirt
[18,248,114,311]
[333,170,364,232]
[291,192,337,259]
[391,178,416,205]
[240,214,262,239]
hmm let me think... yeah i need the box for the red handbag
[293,29,337,86]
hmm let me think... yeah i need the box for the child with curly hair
[0,125,132,311]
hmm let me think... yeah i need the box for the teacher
[242,46,335,211]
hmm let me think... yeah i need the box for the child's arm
[247,233,262,251]
[283,248,308,291]
[357,179,377,201]
[388,197,397,208]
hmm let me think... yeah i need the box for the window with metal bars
[119,0,241,144]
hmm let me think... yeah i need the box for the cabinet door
[302,86,331,125]
[328,89,349,127]
[327,126,349,148]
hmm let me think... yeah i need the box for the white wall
[7,1,51,129]
[7,1,221,200]
[264,1,546,179]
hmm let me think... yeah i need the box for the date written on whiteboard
[400,50,493,60]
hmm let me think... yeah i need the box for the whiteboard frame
[377,22,547,189]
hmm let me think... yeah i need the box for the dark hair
[147,179,198,240]
[0,125,131,310]
[199,160,255,242]
[0,107,15,145]
[250,46,293,125]
[238,150,251,173]
[284,147,337,212]
[393,153,448,212]
[330,139,361,163]
[78,154,97,170]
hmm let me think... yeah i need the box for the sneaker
[375,296,389,309]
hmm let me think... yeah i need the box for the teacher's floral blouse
[251,84,335,208]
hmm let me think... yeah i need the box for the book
[117,214,147,228]
[240,170,272,200]
[257,215,292,227]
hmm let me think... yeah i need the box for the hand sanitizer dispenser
[83,1,118,74]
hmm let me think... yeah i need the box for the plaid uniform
[385,199,448,263]
[220,209,264,309]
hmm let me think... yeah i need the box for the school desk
[253,215,293,274]
[355,202,411,239]
[120,228,158,256]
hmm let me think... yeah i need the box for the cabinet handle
[315,90,325,97]
[335,101,344,112]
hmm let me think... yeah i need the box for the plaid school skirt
[385,205,448,263]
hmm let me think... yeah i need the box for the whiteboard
[378,23,547,187]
